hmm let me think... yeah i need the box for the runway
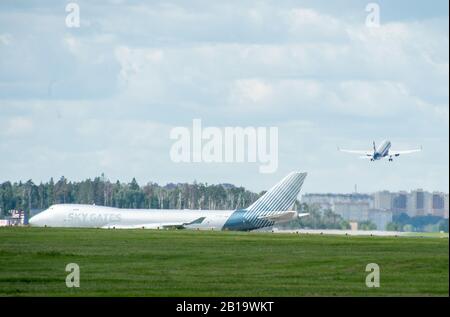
[259,228,449,238]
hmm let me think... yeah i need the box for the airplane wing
[390,147,422,156]
[102,217,206,230]
[338,147,372,156]
[258,211,309,223]
[100,223,178,229]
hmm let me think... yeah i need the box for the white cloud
[286,8,344,40]
[230,79,273,104]
[3,116,33,136]
[0,33,12,46]
[104,12,447,121]
[0,1,447,191]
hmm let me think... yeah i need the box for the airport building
[0,210,26,227]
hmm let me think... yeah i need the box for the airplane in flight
[338,140,422,161]
[29,172,308,231]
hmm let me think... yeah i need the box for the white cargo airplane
[29,172,308,231]
[338,140,422,161]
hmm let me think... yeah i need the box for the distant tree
[386,222,402,231]
[129,178,140,191]
[358,221,377,231]
[391,213,445,232]
[46,178,55,206]
[0,182,15,216]
[403,224,414,232]
[438,219,449,233]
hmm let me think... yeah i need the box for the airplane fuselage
[29,204,236,230]
[29,172,308,231]
[373,140,391,160]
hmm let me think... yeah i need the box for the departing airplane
[29,172,308,231]
[338,140,422,161]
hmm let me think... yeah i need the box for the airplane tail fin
[245,172,307,216]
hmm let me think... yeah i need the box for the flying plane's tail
[243,172,307,223]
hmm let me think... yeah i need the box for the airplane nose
[28,215,37,226]
[29,213,42,226]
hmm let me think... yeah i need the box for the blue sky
[0,0,448,193]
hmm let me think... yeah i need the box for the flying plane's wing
[338,147,372,156]
[389,147,422,156]
[102,217,206,230]
[258,211,309,223]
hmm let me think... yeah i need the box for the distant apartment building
[408,189,423,216]
[407,189,432,217]
[392,191,408,214]
[445,194,449,219]
[365,189,447,219]
[431,192,447,218]
[301,189,449,229]
[368,209,393,230]
[333,201,393,230]
[334,201,370,222]
[301,193,373,214]
[374,191,392,210]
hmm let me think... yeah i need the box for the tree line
[387,213,448,232]
[0,174,260,216]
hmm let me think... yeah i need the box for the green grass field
[0,227,448,296]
